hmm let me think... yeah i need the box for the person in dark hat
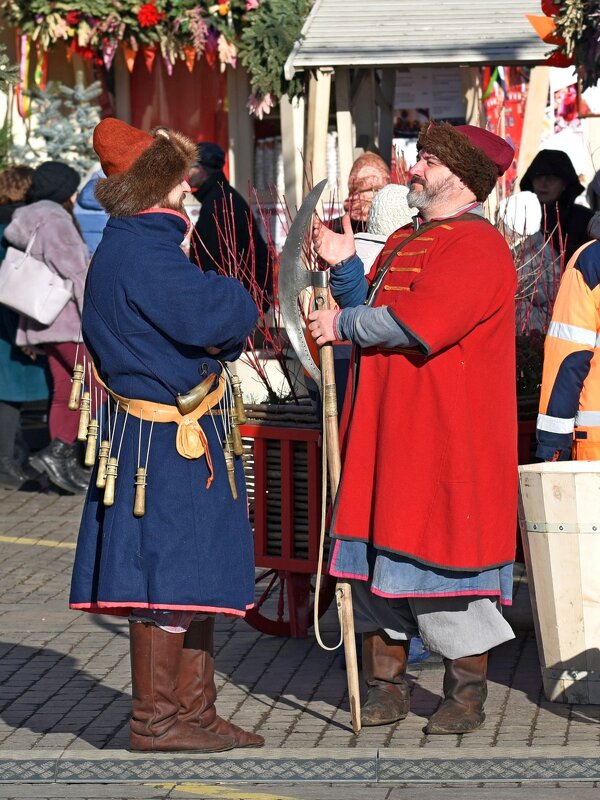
[4,161,92,494]
[520,148,593,264]
[68,119,263,753]
[188,142,272,302]
[307,122,517,736]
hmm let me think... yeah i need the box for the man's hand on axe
[308,309,339,345]
[310,212,355,345]
[312,212,356,267]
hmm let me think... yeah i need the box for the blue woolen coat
[69,211,259,617]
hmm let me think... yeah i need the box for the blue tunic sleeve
[126,256,258,355]
[329,255,368,307]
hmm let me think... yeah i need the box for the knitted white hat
[367,184,416,236]
[498,191,542,237]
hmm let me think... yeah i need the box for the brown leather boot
[425,652,488,735]
[128,621,235,752]
[361,630,410,727]
[178,617,265,748]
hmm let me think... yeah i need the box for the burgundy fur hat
[93,118,197,216]
[417,122,514,202]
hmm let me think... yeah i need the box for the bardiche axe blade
[278,178,328,385]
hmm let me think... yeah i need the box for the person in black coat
[188,143,271,300]
[520,149,593,265]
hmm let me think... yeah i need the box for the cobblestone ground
[0,487,599,798]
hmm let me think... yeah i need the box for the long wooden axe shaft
[313,286,362,734]
[278,180,361,733]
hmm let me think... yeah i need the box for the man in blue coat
[69,118,262,752]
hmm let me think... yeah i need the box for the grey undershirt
[336,305,419,349]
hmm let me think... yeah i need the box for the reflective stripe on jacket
[537,240,600,460]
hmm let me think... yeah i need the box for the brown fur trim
[417,122,498,202]
[95,129,197,217]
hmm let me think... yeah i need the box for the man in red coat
[309,122,517,735]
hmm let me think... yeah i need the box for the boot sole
[425,717,486,735]
[129,736,235,753]
[28,456,81,494]
[129,744,235,753]
[0,480,25,490]
[361,713,408,727]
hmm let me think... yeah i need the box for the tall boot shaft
[362,630,410,685]
[361,630,410,727]
[129,621,181,738]
[179,617,264,748]
[426,652,488,735]
[128,621,234,752]
[179,616,215,723]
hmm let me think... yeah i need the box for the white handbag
[0,227,73,326]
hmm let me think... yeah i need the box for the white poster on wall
[393,67,465,136]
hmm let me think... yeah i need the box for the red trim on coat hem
[70,601,251,616]
[330,569,369,580]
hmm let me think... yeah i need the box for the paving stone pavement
[0,486,599,795]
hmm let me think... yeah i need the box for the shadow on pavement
[0,641,130,748]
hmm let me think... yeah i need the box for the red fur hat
[417,122,514,201]
[92,118,197,216]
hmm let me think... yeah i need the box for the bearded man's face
[407,152,460,211]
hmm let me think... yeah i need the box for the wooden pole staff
[313,283,361,734]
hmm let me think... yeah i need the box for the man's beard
[160,196,186,213]
[407,174,456,211]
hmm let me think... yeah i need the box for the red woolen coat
[331,217,518,570]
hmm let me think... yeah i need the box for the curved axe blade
[278,179,328,384]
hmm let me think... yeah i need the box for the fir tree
[0,42,20,168]
[12,76,102,174]
[0,43,19,93]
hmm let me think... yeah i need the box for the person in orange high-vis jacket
[537,217,600,461]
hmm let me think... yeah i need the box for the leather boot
[65,445,93,491]
[425,652,488,735]
[178,617,265,748]
[0,456,27,490]
[128,621,235,752]
[29,440,85,494]
[361,630,410,726]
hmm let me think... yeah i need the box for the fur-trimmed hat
[417,122,514,202]
[92,118,197,217]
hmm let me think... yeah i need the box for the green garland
[238,0,310,101]
[552,0,600,88]
[0,0,311,108]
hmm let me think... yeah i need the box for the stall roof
[285,0,549,78]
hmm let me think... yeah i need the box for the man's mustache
[410,177,425,186]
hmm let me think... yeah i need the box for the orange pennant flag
[122,41,137,72]
[183,45,196,73]
[526,14,564,45]
[143,44,157,73]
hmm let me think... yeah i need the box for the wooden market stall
[281,0,550,204]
